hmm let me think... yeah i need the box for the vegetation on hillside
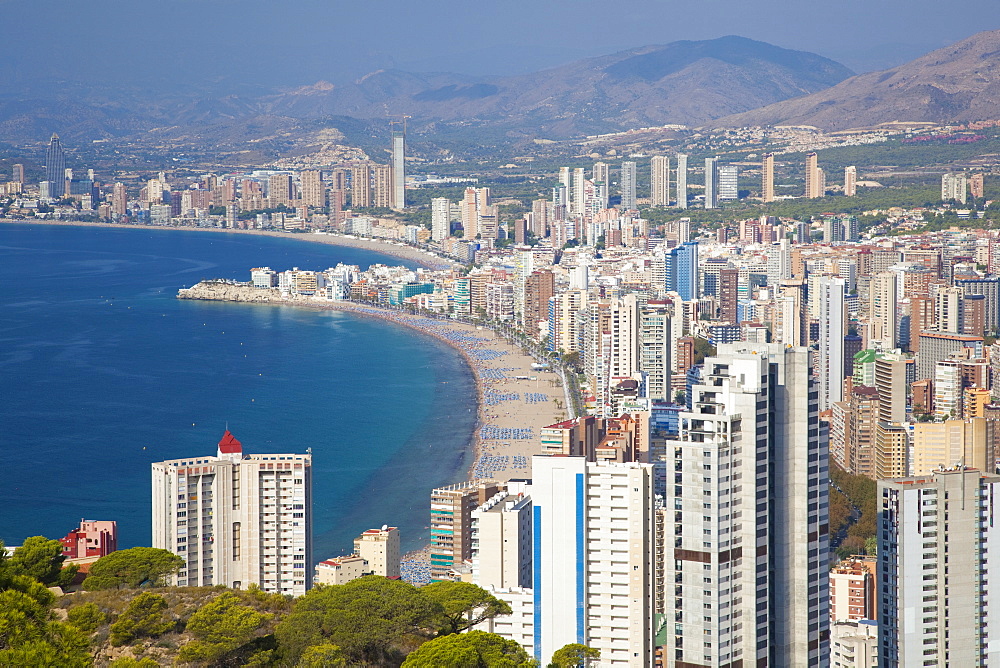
[0,540,523,667]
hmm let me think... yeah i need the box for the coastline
[178,282,567,484]
[0,219,456,271]
[178,283,567,583]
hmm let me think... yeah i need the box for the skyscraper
[650,155,670,206]
[718,164,738,201]
[868,272,898,350]
[300,170,325,208]
[269,173,292,207]
[818,276,848,410]
[844,165,857,197]
[762,153,775,202]
[879,467,1000,666]
[662,343,829,667]
[531,456,656,666]
[350,163,372,207]
[430,480,501,581]
[805,152,823,198]
[431,197,451,241]
[704,157,719,209]
[151,431,313,596]
[620,161,637,210]
[391,126,405,209]
[665,241,699,301]
[12,163,25,185]
[592,162,609,209]
[45,133,66,198]
[676,154,688,209]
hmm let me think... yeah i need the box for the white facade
[151,432,312,596]
[431,197,451,241]
[651,156,670,207]
[530,456,656,667]
[818,276,847,411]
[662,343,829,667]
[879,468,1000,666]
[831,620,878,668]
[472,490,532,589]
[676,154,688,209]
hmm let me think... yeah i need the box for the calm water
[0,224,476,557]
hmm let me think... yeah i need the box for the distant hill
[713,29,1000,130]
[0,36,852,151]
[256,35,853,137]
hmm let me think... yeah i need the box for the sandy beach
[0,219,456,270]
[176,290,569,583]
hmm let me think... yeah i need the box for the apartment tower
[662,343,829,667]
[676,154,688,209]
[151,431,313,596]
[651,155,671,207]
[879,468,1000,666]
[762,153,775,202]
[620,161,637,210]
[531,456,656,667]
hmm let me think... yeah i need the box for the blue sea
[0,224,476,557]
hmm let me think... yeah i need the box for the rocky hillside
[714,29,1000,130]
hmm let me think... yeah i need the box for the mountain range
[4,31,1000,159]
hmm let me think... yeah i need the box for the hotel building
[151,430,312,596]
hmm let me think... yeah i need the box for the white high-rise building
[391,128,405,208]
[941,172,968,204]
[868,272,898,350]
[651,155,671,207]
[879,467,1000,666]
[620,161,637,210]
[718,164,738,201]
[662,343,829,667]
[531,456,656,667]
[571,167,587,215]
[151,431,312,596]
[471,487,533,590]
[431,197,451,241]
[676,154,688,209]
[818,276,847,410]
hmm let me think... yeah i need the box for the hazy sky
[5,0,998,91]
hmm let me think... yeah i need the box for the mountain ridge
[712,29,1000,130]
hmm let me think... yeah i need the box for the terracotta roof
[218,430,242,454]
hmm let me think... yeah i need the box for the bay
[0,223,476,558]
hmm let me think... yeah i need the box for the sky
[4,0,998,92]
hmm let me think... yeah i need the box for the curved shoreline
[178,284,566,487]
[0,219,456,271]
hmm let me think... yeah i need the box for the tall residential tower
[151,431,313,596]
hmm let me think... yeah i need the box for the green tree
[176,591,272,664]
[7,536,78,587]
[549,643,600,667]
[401,630,534,667]
[0,589,91,667]
[67,602,107,633]
[297,643,347,667]
[421,581,512,635]
[108,592,174,646]
[109,658,160,668]
[275,576,440,665]
[82,547,183,590]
